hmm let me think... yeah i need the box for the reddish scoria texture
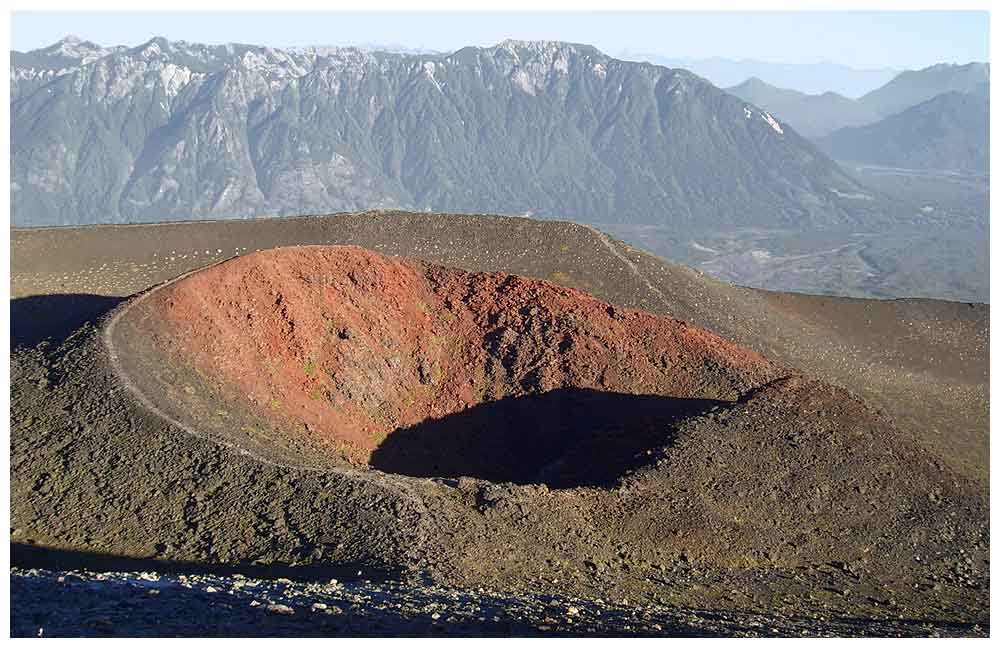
[143,245,785,463]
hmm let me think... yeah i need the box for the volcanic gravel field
[10,211,989,636]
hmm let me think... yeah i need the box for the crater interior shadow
[369,387,725,489]
[12,294,125,349]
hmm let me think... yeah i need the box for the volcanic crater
[111,245,787,488]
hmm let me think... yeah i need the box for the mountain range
[618,54,899,98]
[11,36,884,228]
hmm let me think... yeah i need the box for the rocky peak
[128,36,175,60]
[31,34,113,64]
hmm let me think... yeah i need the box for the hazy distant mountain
[817,91,989,174]
[858,62,989,118]
[11,36,883,228]
[727,64,990,173]
[726,77,882,137]
[619,53,898,98]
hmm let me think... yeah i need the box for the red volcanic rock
[142,245,786,465]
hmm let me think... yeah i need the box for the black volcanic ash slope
[11,37,879,228]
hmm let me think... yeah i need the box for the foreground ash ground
[10,212,989,636]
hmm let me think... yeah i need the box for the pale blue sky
[11,11,990,70]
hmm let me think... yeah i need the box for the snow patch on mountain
[423,61,443,93]
[762,111,784,134]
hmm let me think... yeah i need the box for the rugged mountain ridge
[11,35,125,100]
[12,36,880,227]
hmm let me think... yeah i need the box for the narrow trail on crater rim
[582,224,672,306]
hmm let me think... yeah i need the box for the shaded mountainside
[816,92,989,174]
[11,36,883,228]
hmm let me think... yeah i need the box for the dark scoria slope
[817,91,989,174]
[12,37,879,228]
